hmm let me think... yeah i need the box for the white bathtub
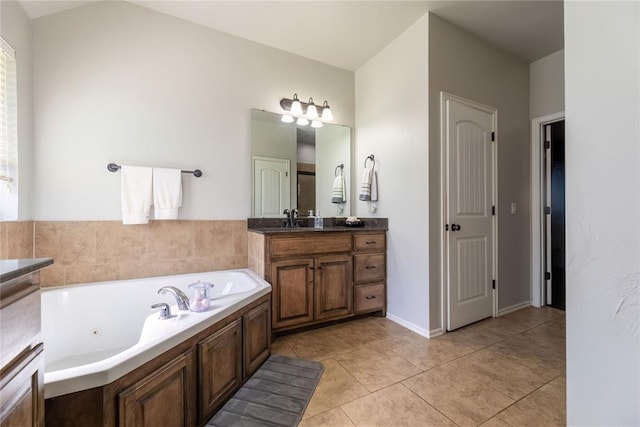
[41,269,271,398]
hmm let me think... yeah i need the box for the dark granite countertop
[247,217,388,235]
[0,258,54,284]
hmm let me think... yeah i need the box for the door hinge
[545,271,551,280]
[492,205,495,216]
[491,131,495,142]
[445,224,449,231]
[544,206,551,215]
[492,279,496,289]
[544,140,550,149]
[286,171,288,177]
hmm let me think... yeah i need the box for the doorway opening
[543,120,566,310]
[530,112,565,309]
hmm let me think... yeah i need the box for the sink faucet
[158,286,190,311]
[282,209,298,228]
[151,302,174,319]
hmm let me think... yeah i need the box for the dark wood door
[314,254,353,320]
[271,258,314,329]
[243,301,271,379]
[118,350,195,427]
[198,319,242,422]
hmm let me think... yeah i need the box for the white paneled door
[252,156,290,217]
[443,93,497,331]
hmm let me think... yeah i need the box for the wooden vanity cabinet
[0,344,44,427]
[119,350,196,427]
[249,230,385,333]
[198,319,242,424]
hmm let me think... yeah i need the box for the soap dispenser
[314,210,323,229]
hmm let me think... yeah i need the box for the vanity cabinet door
[271,258,314,329]
[0,344,44,427]
[314,255,353,320]
[199,319,243,423]
[244,301,271,379]
[118,350,195,427]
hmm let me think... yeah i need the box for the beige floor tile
[487,335,565,375]
[304,359,369,418]
[450,349,549,400]
[438,320,509,348]
[270,337,298,358]
[382,334,478,371]
[335,347,421,392]
[497,376,566,426]
[480,416,512,426]
[403,364,514,426]
[288,327,357,361]
[520,324,566,350]
[300,408,356,427]
[331,317,412,348]
[341,383,455,427]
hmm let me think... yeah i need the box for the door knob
[451,224,461,231]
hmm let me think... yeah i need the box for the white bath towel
[331,174,346,203]
[153,167,182,219]
[121,166,152,224]
[358,167,378,201]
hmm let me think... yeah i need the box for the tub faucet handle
[151,302,173,320]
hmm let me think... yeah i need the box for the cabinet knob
[365,265,376,269]
[366,241,376,244]
[365,295,377,300]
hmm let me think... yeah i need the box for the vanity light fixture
[280,93,333,127]
[321,101,333,122]
[306,98,318,119]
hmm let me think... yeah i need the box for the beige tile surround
[275,306,566,427]
[1,220,248,287]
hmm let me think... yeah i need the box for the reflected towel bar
[107,163,202,177]
[335,164,344,177]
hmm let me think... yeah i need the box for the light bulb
[321,101,333,121]
[311,120,323,128]
[291,93,303,116]
[306,98,318,119]
[296,117,309,126]
[281,114,294,123]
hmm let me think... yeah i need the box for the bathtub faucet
[158,286,190,311]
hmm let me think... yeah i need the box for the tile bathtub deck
[271,306,565,427]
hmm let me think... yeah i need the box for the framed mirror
[250,109,351,217]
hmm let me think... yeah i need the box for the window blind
[0,36,17,220]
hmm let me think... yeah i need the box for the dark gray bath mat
[207,354,324,427]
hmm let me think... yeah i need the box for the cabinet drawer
[354,284,385,313]
[270,235,352,258]
[354,253,385,283]
[354,233,386,252]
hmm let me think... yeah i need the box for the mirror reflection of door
[252,156,290,217]
[297,164,316,214]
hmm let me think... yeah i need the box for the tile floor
[271,306,565,426]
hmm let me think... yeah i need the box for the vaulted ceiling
[18,0,563,70]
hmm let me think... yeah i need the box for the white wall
[428,14,530,328]
[32,1,354,220]
[1,1,33,220]
[530,49,564,118]
[565,2,640,424]
[355,14,430,335]
[315,124,351,217]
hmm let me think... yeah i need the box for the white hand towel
[331,174,346,203]
[359,167,373,201]
[121,166,152,224]
[153,168,182,219]
[370,170,378,201]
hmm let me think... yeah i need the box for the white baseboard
[386,313,437,338]
[497,301,531,316]
[428,327,444,338]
